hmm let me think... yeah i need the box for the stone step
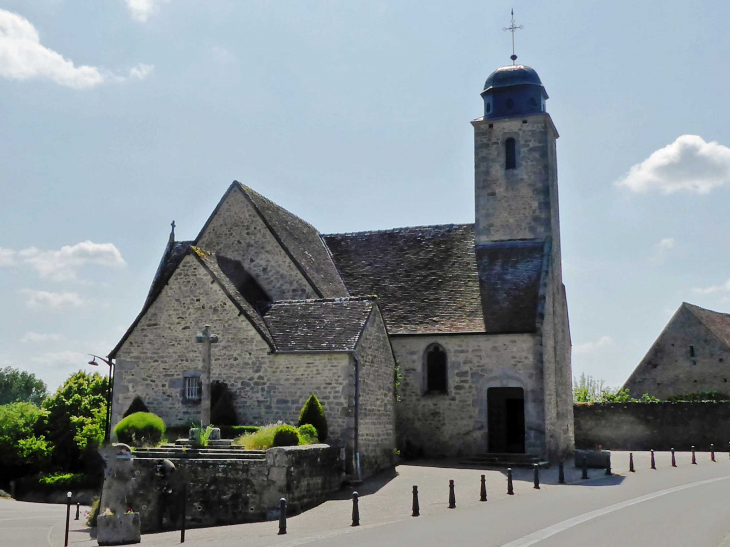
[174,439,233,448]
[133,452,266,461]
[459,453,548,468]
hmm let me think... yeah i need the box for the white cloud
[125,0,168,23]
[648,237,675,265]
[0,9,153,89]
[615,135,730,194]
[211,46,236,65]
[20,332,65,344]
[21,289,84,308]
[5,241,126,281]
[574,336,614,355]
[692,279,730,295]
[31,350,87,366]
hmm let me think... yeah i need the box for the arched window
[505,138,516,170]
[426,345,447,393]
[486,102,491,114]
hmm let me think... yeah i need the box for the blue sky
[2,0,730,391]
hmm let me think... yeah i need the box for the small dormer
[481,64,548,119]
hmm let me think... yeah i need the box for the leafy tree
[0,402,52,483]
[41,371,108,471]
[0,367,48,405]
[298,394,328,442]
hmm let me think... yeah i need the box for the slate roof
[234,183,349,299]
[143,240,193,309]
[684,303,730,348]
[264,297,375,352]
[323,224,547,335]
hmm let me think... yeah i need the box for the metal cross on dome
[503,9,524,65]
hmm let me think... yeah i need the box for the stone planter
[97,513,141,546]
[574,449,611,469]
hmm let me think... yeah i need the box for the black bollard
[629,452,635,472]
[180,482,186,544]
[605,454,612,476]
[448,480,456,508]
[278,498,287,535]
[507,468,514,495]
[64,492,71,547]
[692,446,697,465]
[533,464,540,489]
[351,492,360,527]
[711,444,716,462]
[582,455,588,480]
[75,502,80,521]
[651,449,656,470]
[558,461,565,484]
[480,474,487,502]
[412,485,420,517]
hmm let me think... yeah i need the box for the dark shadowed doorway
[487,387,525,453]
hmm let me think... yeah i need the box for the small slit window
[505,138,516,170]
[486,102,491,113]
[185,376,201,401]
[426,345,447,393]
[689,345,695,357]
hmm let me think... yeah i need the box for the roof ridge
[237,182,320,232]
[271,296,377,305]
[323,223,474,238]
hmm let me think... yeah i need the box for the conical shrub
[123,396,149,418]
[298,394,327,442]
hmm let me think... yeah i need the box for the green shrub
[87,497,100,527]
[123,396,149,418]
[114,412,165,447]
[298,394,328,442]
[211,382,237,426]
[298,424,318,444]
[273,425,300,447]
[232,424,277,450]
[190,423,214,448]
[219,425,259,439]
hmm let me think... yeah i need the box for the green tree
[0,402,52,483]
[41,371,108,471]
[0,367,48,405]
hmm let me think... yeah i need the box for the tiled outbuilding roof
[684,303,730,348]
[236,183,350,298]
[264,297,375,352]
[323,224,546,335]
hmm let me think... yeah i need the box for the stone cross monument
[195,325,218,426]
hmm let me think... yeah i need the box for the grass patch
[233,423,320,450]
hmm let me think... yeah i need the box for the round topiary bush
[114,412,166,447]
[272,425,300,447]
[298,424,318,443]
[298,394,328,442]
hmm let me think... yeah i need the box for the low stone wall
[574,402,730,451]
[118,444,343,533]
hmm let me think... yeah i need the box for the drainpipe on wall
[353,354,362,483]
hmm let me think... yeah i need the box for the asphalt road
[0,498,89,547]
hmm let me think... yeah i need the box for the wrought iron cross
[503,9,523,65]
[195,325,219,426]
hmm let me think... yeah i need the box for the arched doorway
[487,387,525,453]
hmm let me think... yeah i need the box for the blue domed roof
[483,64,543,93]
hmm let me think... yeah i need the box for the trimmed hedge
[114,412,166,447]
[298,394,328,442]
[273,425,299,447]
[17,473,100,496]
[218,425,259,439]
[298,424,318,443]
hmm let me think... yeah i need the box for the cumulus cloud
[125,0,168,23]
[615,135,730,194]
[648,237,675,265]
[692,279,730,295]
[3,241,125,281]
[573,336,614,355]
[21,289,84,308]
[20,332,64,343]
[0,9,153,89]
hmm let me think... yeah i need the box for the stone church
[109,61,574,479]
[623,302,730,399]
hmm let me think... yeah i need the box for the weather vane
[503,9,523,65]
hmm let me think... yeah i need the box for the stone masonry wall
[111,254,354,453]
[196,185,317,301]
[122,445,343,533]
[574,402,730,451]
[472,113,558,245]
[353,307,396,478]
[622,305,730,399]
[392,333,545,458]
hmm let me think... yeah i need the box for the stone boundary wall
[123,445,343,533]
[574,402,730,451]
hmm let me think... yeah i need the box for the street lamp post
[88,354,115,442]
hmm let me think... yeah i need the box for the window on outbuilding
[505,138,516,170]
[426,345,448,393]
[184,376,201,401]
